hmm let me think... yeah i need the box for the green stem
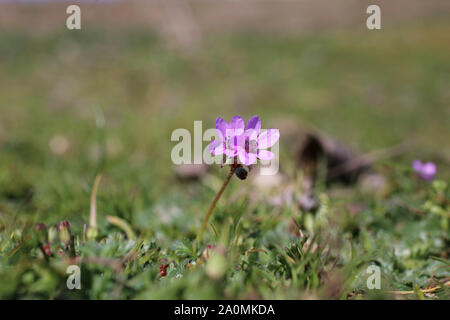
[196,166,236,244]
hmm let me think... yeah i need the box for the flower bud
[205,251,227,280]
[86,227,98,240]
[59,221,71,246]
[235,167,248,180]
[201,244,216,262]
[48,225,58,244]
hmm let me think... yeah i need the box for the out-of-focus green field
[0,19,449,299]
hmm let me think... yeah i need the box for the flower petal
[208,139,224,155]
[238,149,257,166]
[224,147,238,157]
[227,116,245,136]
[422,162,436,176]
[244,128,259,142]
[257,150,274,161]
[215,118,228,138]
[246,115,261,133]
[421,174,435,181]
[225,132,245,152]
[412,160,423,172]
[258,129,280,149]
[412,159,436,181]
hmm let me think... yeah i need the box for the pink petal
[225,133,245,155]
[215,118,228,138]
[246,115,261,133]
[238,149,257,166]
[258,129,280,149]
[228,116,245,136]
[257,150,274,160]
[234,132,247,149]
[224,146,238,157]
[422,162,436,176]
[208,139,224,155]
[412,160,423,172]
[244,128,259,142]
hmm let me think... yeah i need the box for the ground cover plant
[0,18,449,299]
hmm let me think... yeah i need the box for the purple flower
[208,115,280,166]
[208,116,245,158]
[412,160,436,181]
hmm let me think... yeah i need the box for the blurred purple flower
[208,115,279,166]
[412,160,436,181]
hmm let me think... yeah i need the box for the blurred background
[0,0,449,299]
[1,0,449,224]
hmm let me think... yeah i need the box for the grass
[0,20,449,299]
